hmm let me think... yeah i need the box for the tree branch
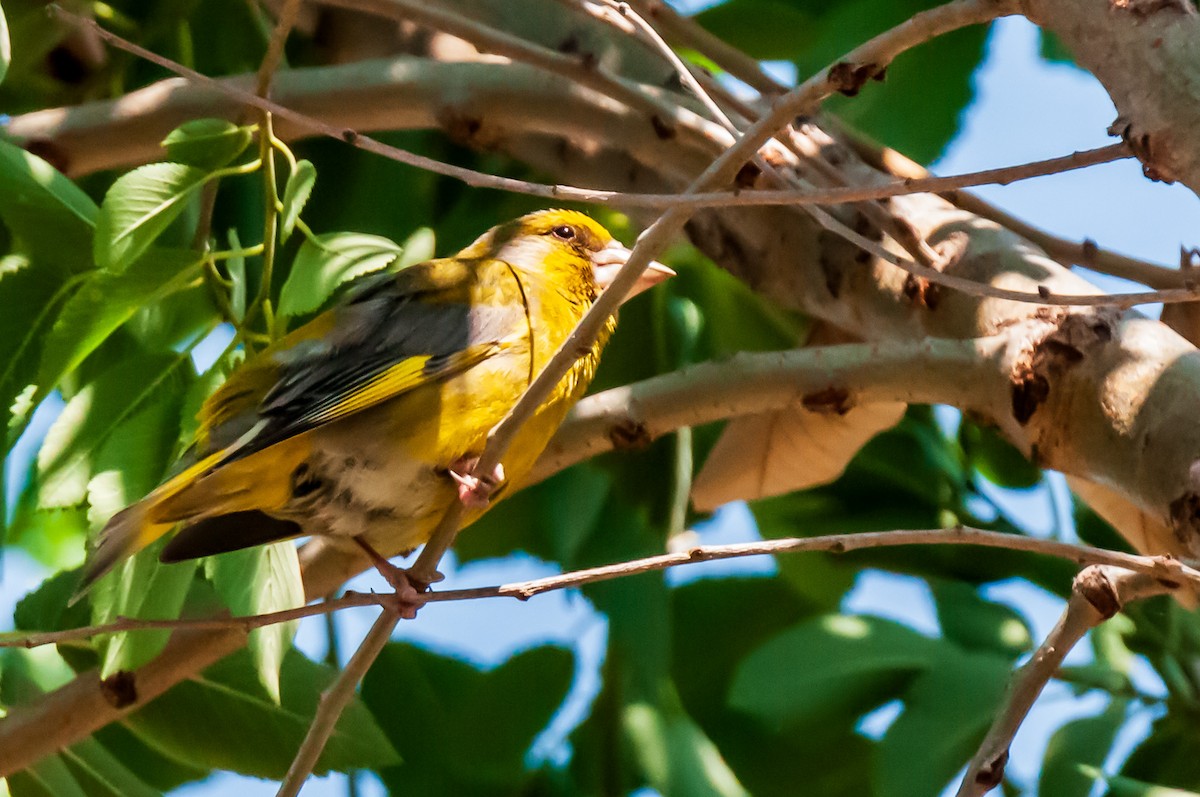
[3,527,1196,651]
[956,565,1176,796]
[275,605,400,797]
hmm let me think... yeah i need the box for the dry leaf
[691,401,906,512]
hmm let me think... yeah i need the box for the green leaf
[59,736,162,797]
[729,614,939,732]
[455,464,612,567]
[670,579,876,797]
[1039,699,1128,797]
[122,647,398,778]
[12,568,90,634]
[36,351,190,508]
[94,163,210,272]
[0,254,73,443]
[0,137,97,272]
[5,752,89,797]
[0,1,10,87]
[279,159,315,242]
[874,648,1012,797]
[204,542,304,703]
[695,0,818,61]
[92,724,207,793]
[277,230,412,318]
[87,392,192,677]
[1039,30,1077,67]
[160,119,252,170]
[960,420,1040,489]
[624,695,749,797]
[1118,712,1200,792]
[1092,770,1200,797]
[363,644,572,791]
[226,227,247,321]
[35,248,203,411]
[930,580,1033,659]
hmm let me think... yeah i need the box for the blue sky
[4,12,1199,797]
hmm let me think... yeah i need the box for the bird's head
[462,209,675,303]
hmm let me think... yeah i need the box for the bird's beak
[591,240,676,302]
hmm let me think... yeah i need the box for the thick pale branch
[533,337,1006,482]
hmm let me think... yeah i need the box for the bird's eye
[550,225,577,242]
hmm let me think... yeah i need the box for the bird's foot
[448,458,505,508]
[353,536,424,619]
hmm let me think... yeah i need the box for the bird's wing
[202,257,528,465]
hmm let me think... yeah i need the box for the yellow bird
[77,210,673,594]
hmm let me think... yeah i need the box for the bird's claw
[449,459,505,508]
[353,536,424,619]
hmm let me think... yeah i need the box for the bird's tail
[71,451,226,604]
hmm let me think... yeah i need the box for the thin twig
[276,605,401,797]
[255,0,303,96]
[8,527,1199,649]
[955,566,1176,796]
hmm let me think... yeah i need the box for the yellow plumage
[77,210,673,594]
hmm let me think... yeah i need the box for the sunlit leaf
[204,542,304,703]
[34,248,202,414]
[36,351,190,508]
[279,159,315,243]
[160,119,252,170]
[278,228,431,318]
[930,579,1033,659]
[94,163,210,272]
[0,1,10,87]
[88,392,192,677]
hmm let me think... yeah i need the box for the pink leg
[448,457,506,508]
[353,536,423,619]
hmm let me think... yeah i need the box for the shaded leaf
[160,119,252,170]
[226,228,247,321]
[874,648,1012,797]
[931,579,1033,659]
[363,643,571,792]
[123,647,397,778]
[204,542,304,703]
[279,159,315,242]
[1040,699,1128,797]
[1119,712,1200,792]
[960,420,1040,489]
[0,138,96,273]
[729,613,939,732]
[94,163,210,272]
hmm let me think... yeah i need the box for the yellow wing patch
[299,342,504,427]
